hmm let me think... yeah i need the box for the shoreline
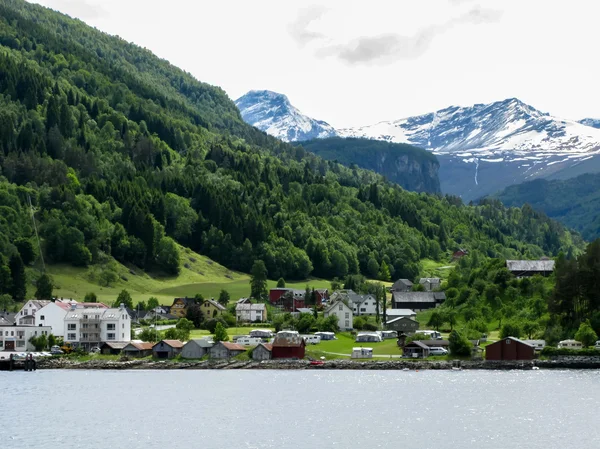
[33,356,600,371]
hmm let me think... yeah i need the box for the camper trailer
[314,332,336,341]
[236,337,263,346]
[301,335,321,345]
[415,330,442,340]
[351,347,373,359]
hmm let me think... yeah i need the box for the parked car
[429,347,448,356]
[50,345,64,355]
[90,347,101,354]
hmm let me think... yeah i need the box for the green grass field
[420,258,454,281]
[43,245,331,307]
[313,332,404,356]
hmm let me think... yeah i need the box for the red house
[271,333,306,360]
[485,337,535,361]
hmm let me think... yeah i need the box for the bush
[449,330,472,356]
[362,322,378,331]
[204,317,228,334]
[353,317,365,330]
[541,346,600,357]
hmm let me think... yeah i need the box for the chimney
[120,303,125,310]
[70,304,76,311]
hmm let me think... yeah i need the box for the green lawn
[188,327,275,339]
[420,258,454,281]
[44,245,332,307]
[314,332,404,356]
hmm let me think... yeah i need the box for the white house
[350,294,378,316]
[16,300,52,325]
[37,300,108,338]
[235,303,266,323]
[0,324,52,352]
[324,301,353,331]
[64,304,131,350]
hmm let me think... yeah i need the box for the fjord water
[1,370,599,449]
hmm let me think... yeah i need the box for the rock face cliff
[300,137,441,194]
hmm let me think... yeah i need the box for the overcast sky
[29,0,600,128]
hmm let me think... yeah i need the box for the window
[345,320,350,328]
[338,304,343,311]
[17,341,25,347]
[107,324,116,331]
[107,333,115,340]
[122,333,125,339]
[360,308,366,312]
[122,324,125,329]
[82,333,88,339]
[345,313,349,318]
[68,324,76,331]
[67,333,76,340]
[0,341,3,347]
[40,315,45,320]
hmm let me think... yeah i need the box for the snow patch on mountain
[235,90,336,142]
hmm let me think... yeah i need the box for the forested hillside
[493,173,600,240]
[298,137,441,194]
[0,0,583,307]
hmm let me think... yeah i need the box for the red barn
[271,333,306,360]
[269,288,291,304]
[485,337,535,361]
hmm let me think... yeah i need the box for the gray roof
[185,338,214,348]
[235,303,266,311]
[101,342,129,349]
[506,260,555,273]
[385,309,416,317]
[405,340,430,349]
[386,316,418,325]
[419,278,441,284]
[392,292,446,303]
[391,279,413,290]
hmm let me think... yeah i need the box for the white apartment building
[0,324,52,352]
[64,304,131,349]
[37,301,108,338]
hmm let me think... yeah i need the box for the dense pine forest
[0,0,584,311]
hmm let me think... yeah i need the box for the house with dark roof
[486,337,535,360]
[391,279,413,292]
[152,340,184,359]
[100,341,129,355]
[392,292,445,311]
[506,260,555,278]
[171,297,196,318]
[181,338,214,359]
[403,340,430,358]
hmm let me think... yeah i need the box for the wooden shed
[181,339,214,359]
[100,342,129,355]
[403,340,430,358]
[252,343,273,361]
[152,340,184,359]
[272,334,306,360]
[209,341,246,359]
[122,342,153,358]
[485,337,535,361]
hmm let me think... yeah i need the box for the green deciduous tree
[448,330,471,356]
[427,311,444,331]
[84,292,97,303]
[276,278,286,288]
[574,321,598,347]
[114,289,133,309]
[213,321,229,342]
[218,289,230,307]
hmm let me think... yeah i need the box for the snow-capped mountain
[235,90,336,142]
[236,92,600,200]
[579,118,600,129]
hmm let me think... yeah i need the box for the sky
[28,0,600,128]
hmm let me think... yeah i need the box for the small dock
[0,354,37,371]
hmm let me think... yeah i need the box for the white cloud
[25,0,600,128]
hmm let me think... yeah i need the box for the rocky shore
[35,356,600,371]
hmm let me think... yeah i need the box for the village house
[272,333,306,360]
[419,278,441,291]
[452,249,469,260]
[152,340,184,359]
[329,290,377,316]
[385,316,420,334]
[314,289,329,303]
[0,310,16,325]
[391,279,413,293]
[235,303,266,323]
[201,299,226,319]
[122,341,153,358]
[252,343,273,361]
[16,299,52,325]
[209,341,246,359]
[486,337,535,360]
[323,300,353,330]
[392,292,445,311]
[0,324,52,352]
[181,338,214,359]
[269,288,305,305]
[171,297,196,318]
[506,259,555,278]
[64,304,131,351]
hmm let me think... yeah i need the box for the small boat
[310,360,325,366]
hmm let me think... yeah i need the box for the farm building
[181,338,214,359]
[209,341,246,359]
[419,278,441,291]
[391,279,413,292]
[272,333,306,360]
[252,343,273,361]
[152,340,184,359]
[506,260,555,278]
[122,342,153,358]
[392,292,445,311]
[485,337,535,361]
[385,316,419,334]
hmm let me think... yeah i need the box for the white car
[429,347,448,356]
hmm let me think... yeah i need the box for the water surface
[1,369,599,449]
